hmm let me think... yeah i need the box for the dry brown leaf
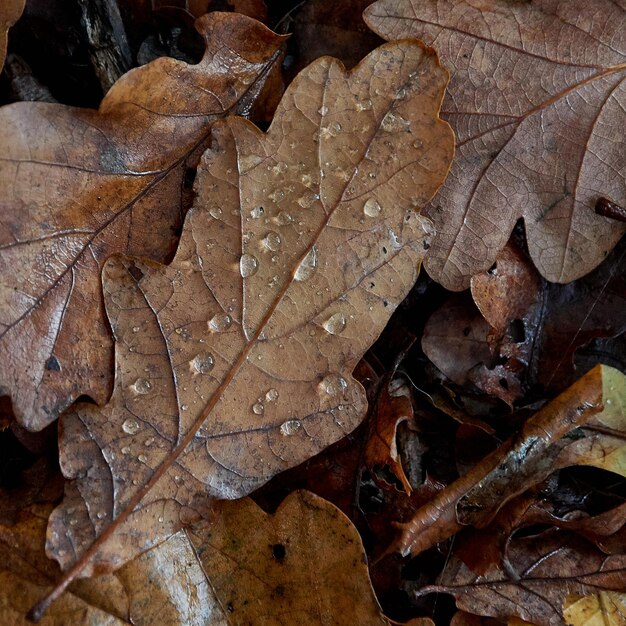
[389,364,623,558]
[0,498,230,625]
[0,0,23,71]
[31,40,454,617]
[364,0,626,290]
[189,490,391,625]
[563,592,626,626]
[417,530,626,626]
[0,12,285,431]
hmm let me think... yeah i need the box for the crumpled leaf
[416,530,626,626]
[0,0,23,70]
[34,39,453,615]
[563,592,626,626]
[0,12,285,431]
[365,377,416,493]
[389,364,624,557]
[365,0,626,290]
[189,490,391,625]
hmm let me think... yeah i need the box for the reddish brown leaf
[365,0,626,290]
[365,377,415,493]
[33,40,454,617]
[389,364,622,558]
[0,13,285,431]
[0,0,24,70]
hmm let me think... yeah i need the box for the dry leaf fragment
[189,490,391,625]
[365,377,416,493]
[418,530,626,626]
[33,39,454,617]
[365,0,626,290]
[0,0,24,70]
[0,12,285,431]
[563,592,626,626]
[390,364,623,558]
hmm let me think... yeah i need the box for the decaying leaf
[563,592,626,626]
[416,530,626,626]
[0,0,23,70]
[189,490,391,625]
[389,364,624,557]
[0,12,285,431]
[365,0,626,290]
[32,39,454,616]
[365,377,416,493]
[0,497,230,625]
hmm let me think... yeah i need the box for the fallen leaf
[365,0,626,290]
[563,592,626,626]
[389,364,623,557]
[0,12,285,431]
[0,0,24,70]
[416,530,626,626]
[189,490,391,625]
[33,39,454,616]
[366,377,416,493]
[0,498,229,625]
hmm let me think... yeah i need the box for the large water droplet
[250,206,264,219]
[273,161,288,174]
[269,189,285,203]
[122,418,140,435]
[297,190,319,209]
[275,211,293,226]
[381,112,411,133]
[129,378,152,395]
[208,314,232,333]
[322,313,347,335]
[263,231,281,252]
[318,105,329,116]
[209,207,222,219]
[240,254,259,278]
[318,375,348,395]
[294,246,318,282]
[189,353,215,375]
[265,388,279,402]
[356,99,373,111]
[363,198,382,218]
[252,402,264,415]
[280,419,301,436]
[138,454,147,463]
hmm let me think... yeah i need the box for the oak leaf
[0,12,285,431]
[188,490,392,625]
[417,530,626,626]
[32,40,454,617]
[364,0,626,290]
[0,0,23,70]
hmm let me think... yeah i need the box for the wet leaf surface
[0,12,285,431]
[36,39,453,613]
[365,0,626,290]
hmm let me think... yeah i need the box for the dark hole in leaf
[499,378,509,390]
[271,543,286,561]
[462,326,471,337]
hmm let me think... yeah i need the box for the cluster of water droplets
[251,387,280,416]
